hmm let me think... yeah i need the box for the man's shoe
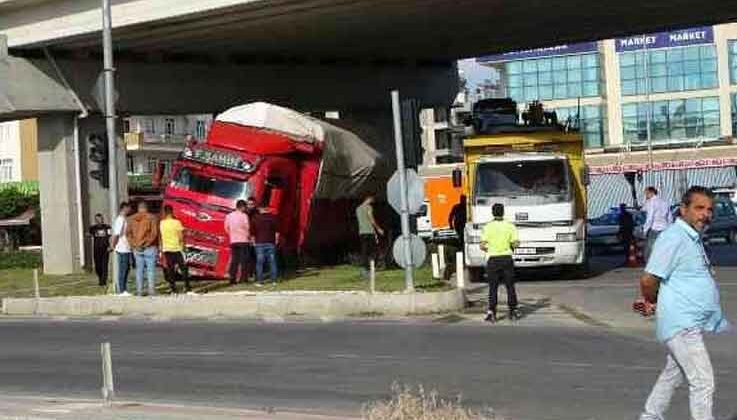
[484,312,497,323]
[509,309,522,321]
[119,291,131,297]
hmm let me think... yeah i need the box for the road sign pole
[391,90,414,292]
[102,0,119,294]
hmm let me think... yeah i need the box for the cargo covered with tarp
[214,102,386,200]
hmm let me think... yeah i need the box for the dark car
[587,207,646,251]
[671,199,737,243]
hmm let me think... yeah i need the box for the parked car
[587,207,645,251]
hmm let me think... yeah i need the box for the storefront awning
[0,208,35,227]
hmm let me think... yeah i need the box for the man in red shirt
[251,206,279,286]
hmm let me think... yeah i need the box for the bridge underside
[2,0,737,61]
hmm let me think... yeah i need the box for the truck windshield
[475,160,571,199]
[171,167,251,200]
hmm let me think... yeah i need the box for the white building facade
[124,114,213,177]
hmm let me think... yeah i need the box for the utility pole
[391,90,414,292]
[102,0,119,293]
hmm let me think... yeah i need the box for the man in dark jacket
[618,203,635,265]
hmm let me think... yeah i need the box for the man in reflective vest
[480,203,521,323]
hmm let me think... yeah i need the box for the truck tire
[465,266,484,283]
[571,247,592,279]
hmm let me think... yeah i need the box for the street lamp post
[102,0,119,293]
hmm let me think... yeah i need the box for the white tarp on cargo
[217,102,384,200]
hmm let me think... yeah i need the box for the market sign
[476,41,599,64]
[615,26,714,52]
[590,157,737,175]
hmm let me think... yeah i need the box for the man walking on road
[111,202,132,295]
[89,213,111,286]
[251,205,280,286]
[637,186,731,420]
[481,203,521,323]
[225,200,252,285]
[159,205,192,294]
[642,186,672,262]
[356,194,384,278]
[126,201,159,296]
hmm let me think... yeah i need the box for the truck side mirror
[452,168,463,188]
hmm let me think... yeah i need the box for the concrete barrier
[1,289,466,318]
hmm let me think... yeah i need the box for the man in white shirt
[110,202,132,295]
[642,186,673,262]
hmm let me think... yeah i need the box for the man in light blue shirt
[638,186,730,420]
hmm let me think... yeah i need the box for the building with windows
[472,23,737,216]
[0,119,38,183]
[123,114,212,177]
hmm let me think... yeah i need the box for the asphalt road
[0,317,735,420]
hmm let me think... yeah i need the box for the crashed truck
[163,102,391,278]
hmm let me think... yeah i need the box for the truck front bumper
[465,240,585,268]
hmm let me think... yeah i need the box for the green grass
[0,263,450,299]
[221,264,450,293]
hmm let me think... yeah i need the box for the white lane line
[32,409,72,414]
[328,354,359,359]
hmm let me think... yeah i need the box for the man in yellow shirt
[480,203,520,323]
[159,205,192,294]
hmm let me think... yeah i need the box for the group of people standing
[224,197,279,286]
[89,196,279,296]
[103,201,191,296]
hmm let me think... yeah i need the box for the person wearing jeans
[224,200,252,285]
[637,187,731,420]
[111,202,132,295]
[126,201,159,296]
[251,207,279,285]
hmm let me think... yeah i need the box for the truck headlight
[556,233,577,242]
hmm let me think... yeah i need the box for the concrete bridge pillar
[37,114,81,275]
[37,114,127,275]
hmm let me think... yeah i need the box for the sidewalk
[0,396,358,420]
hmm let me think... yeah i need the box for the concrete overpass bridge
[2,0,737,273]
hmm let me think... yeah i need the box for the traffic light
[88,133,109,189]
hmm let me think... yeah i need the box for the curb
[1,289,466,318]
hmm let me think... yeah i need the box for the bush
[363,383,500,420]
[0,251,42,270]
[0,186,39,219]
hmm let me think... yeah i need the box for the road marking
[32,409,72,414]
[328,354,359,359]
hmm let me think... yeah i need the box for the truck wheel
[465,266,484,283]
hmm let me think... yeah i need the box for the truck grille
[185,246,218,267]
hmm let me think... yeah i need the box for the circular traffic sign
[392,234,427,269]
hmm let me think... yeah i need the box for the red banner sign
[590,157,737,175]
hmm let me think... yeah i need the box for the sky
[457,58,496,91]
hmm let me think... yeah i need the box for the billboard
[615,26,714,52]
[476,42,599,64]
